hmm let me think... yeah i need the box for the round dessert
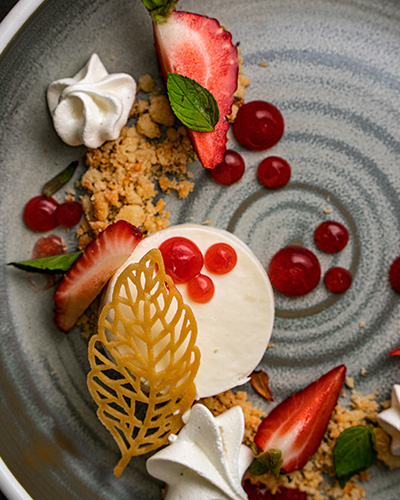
[102,224,275,399]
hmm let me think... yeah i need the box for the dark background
[1,1,33,497]
[0,1,19,22]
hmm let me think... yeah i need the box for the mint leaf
[8,251,82,274]
[43,160,79,197]
[167,73,219,132]
[333,426,377,487]
[249,448,283,477]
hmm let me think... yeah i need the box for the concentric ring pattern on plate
[0,0,399,499]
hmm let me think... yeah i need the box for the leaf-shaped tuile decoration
[87,248,200,477]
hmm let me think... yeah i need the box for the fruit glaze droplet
[389,256,400,293]
[205,243,237,274]
[233,100,284,151]
[187,274,215,303]
[269,246,321,296]
[210,150,245,185]
[159,237,204,284]
[23,195,59,232]
[258,156,291,189]
[314,221,349,254]
[56,201,83,227]
[324,267,352,293]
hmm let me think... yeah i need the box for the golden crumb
[77,80,196,247]
[323,208,333,214]
[258,61,268,67]
[138,73,155,93]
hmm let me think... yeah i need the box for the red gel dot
[23,195,59,232]
[233,101,284,151]
[159,237,204,284]
[257,156,291,189]
[210,150,245,185]
[56,201,83,227]
[32,234,66,259]
[205,243,237,274]
[389,257,400,292]
[324,267,352,293]
[314,221,349,253]
[269,246,321,296]
[187,274,215,303]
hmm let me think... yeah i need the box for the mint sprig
[43,160,79,197]
[333,426,377,487]
[8,251,82,274]
[167,73,219,132]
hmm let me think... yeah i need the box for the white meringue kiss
[146,404,253,500]
[377,384,400,456]
[47,53,136,148]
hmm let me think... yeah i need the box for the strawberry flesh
[253,364,346,474]
[153,9,238,169]
[390,346,400,357]
[53,220,143,333]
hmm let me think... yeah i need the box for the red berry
[233,101,284,151]
[269,246,321,296]
[56,201,83,227]
[314,221,349,254]
[324,267,352,293]
[187,274,215,303]
[159,237,204,284]
[23,195,59,232]
[389,256,400,292]
[210,150,245,185]
[204,243,237,274]
[258,156,291,189]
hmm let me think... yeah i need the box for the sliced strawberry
[390,346,400,357]
[252,365,346,475]
[152,8,238,169]
[53,220,143,333]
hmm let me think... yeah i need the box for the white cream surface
[146,404,253,500]
[377,384,400,456]
[103,224,275,399]
[47,53,136,148]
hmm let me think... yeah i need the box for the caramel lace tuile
[87,248,200,477]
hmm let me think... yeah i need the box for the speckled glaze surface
[0,0,400,498]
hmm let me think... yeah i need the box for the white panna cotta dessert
[102,224,275,399]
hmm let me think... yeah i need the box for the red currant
[210,150,245,185]
[257,156,291,189]
[324,267,352,293]
[187,274,215,303]
[233,100,284,151]
[314,221,349,253]
[269,246,321,296]
[389,257,400,292]
[159,237,204,284]
[205,243,237,274]
[23,195,59,232]
[243,479,307,500]
[56,201,83,227]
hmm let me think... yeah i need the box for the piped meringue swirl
[47,53,136,148]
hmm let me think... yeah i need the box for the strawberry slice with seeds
[53,220,143,333]
[251,365,346,475]
[150,4,238,169]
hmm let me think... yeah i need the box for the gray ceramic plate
[1,0,400,499]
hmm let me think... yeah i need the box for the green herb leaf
[42,160,79,197]
[333,426,377,487]
[167,73,219,132]
[249,448,283,477]
[8,251,82,274]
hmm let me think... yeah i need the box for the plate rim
[0,0,46,54]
